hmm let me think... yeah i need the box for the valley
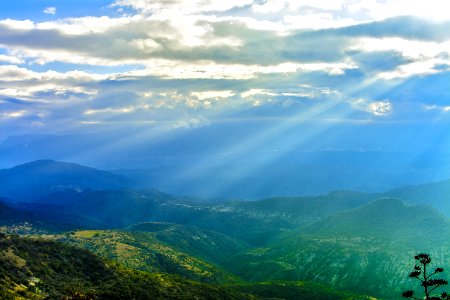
[1,160,450,299]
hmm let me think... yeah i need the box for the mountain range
[1,159,450,299]
[3,132,450,198]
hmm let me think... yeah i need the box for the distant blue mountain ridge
[1,132,450,199]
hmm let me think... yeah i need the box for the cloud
[0,65,103,104]
[0,54,23,64]
[84,106,137,115]
[377,59,450,80]
[0,19,35,30]
[241,89,277,98]
[170,117,211,129]
[424,104,450,112]
[1,0,450,138]
[351,98,393,116]
[36,16,134,35]
[351,38,450,60]
[43,7,57,15]
[0,65,106,82]
[0,110,26,118]
[191,90,235,100]
[368,101,393,116]
[350,37,450,79]
[112,0,253,14]
[118,60,357,80]
[1,12,447,72]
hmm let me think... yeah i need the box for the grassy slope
[230,281,374,300]
[0,233,374,300]
[0,233,256,300]
[62,228,241,282]
[227,199,450,299]
[128,222,249,263]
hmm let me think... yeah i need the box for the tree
[402,253,450,300]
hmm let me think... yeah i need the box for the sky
[1,0,450,155]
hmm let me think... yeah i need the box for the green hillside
[230,281,374,300]
[0,233,256,300]
[62,228,242,282]
[36,189,377,245]
[7,160,450,299]
[0,233,374,300]
[227,199,450,299]
[128,222,249,264]
[304,198,450,247]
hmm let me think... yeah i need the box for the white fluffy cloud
[351,37,450,79]
[37,16,133,34]
[0,65,106,83]
[352,38,450,59]
[0,19,34,30]
[0,65,103,102]
[0,0,449,133]
[0,54,23,64]
[43,7,57,15]
[377,59,450,80]
[368,101,393,116]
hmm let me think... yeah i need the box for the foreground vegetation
[0,233,372,299]
[0,233,255,300]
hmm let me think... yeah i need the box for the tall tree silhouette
[402,253,450,300]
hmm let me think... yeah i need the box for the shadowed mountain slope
[385,178,450,215]
[33,189,378,245]
[0,160,131,201]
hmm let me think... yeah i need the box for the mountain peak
[0,160,132,202]
[9,159,92,172]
